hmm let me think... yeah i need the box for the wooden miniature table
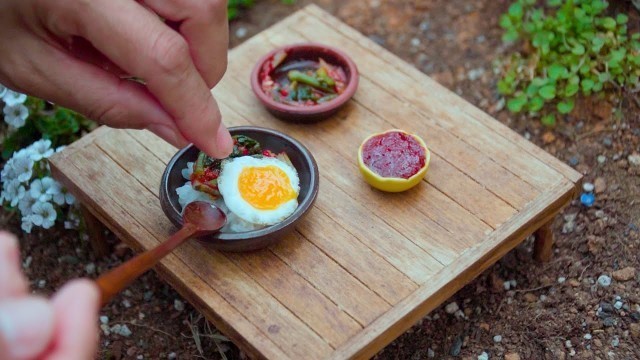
[50,5,582,359]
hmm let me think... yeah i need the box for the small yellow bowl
[357,130,431,192]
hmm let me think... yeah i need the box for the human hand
[0,232,99,360]
[0,0,233,159]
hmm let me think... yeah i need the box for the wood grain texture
[49,5,582,359]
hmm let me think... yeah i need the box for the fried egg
[217,156,300,226]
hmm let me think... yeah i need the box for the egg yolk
[238,165,297,210]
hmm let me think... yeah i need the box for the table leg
[80,205,109,258]
[533,220,554,262]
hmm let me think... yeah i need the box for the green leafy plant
[228,0,295,20]
[1,97,96,159]
[497,0,640,126]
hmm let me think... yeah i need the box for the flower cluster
[1,139,75,233]
[1,85,29,129]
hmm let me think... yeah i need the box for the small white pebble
[615,295,622,301]
[174,299,185,312]
[116,324,132,337]
[509,279,517,288]
[100,324,111,336]
[410,37,421,47]
[493,335,502,343]
[122,299,132,308]
[503,282,511,291]
[37,280,46,289]
[137,356,144,360]
[477,351,489,360]
[85,263,96,275]
[235,27,248,38]
[100,316,109,325]
[524,132,531,140]
[597,155,606,164]
[445,302,459,314]
[598,275,612,287]
[569,349,576,356]
[432,313,440,320]
[612,336,619,347]
[427,348,435,358]
[454,309,466,319]
[168,353,177,360]
[138,313,146,320]
[558,277,566,284]
[614,301,623,310]
[583,182,595,192]
[584,333,592,340]
[565,340,572,348]
[23,256,32,269]
[540,295,548,301]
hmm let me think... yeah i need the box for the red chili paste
[361,131,426,179]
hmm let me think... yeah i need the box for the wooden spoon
[96,201,226,306]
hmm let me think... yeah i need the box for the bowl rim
[357,129,431,184]
[249,42,359,116]
[161,125,319,241]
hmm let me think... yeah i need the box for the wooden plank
[64,144,333,359]
[302,4,581,185]
[94,130,164,196]
[126,129,177,164]
[50,151,291,360]
[226,248,364,346]
[271,228,409,310]
[329,180,578,360]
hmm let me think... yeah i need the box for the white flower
[27,139,54,161]
[64,192,75,205]
[1,179,26,207]
[11,154,34,183]
[29,179,52,202]
[55,145,66,153]
[30,201,57,229]
[21,215,34,233]
[181,162,194,180]
[3,103,29,128]
[18,195,37,216]
[0,84,6,98]
[2,90,27,106]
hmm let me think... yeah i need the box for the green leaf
[538,85,556,100]
[557,99,575,114]
[528,96,545,112]
[581,78,595,92]
[571,44,585,55]
[616,14,628,24]
[508,2,523,19]
[592,81,603,92]
[598,72,610,83]
[507,94,527,113]
[531,77,548,87]
[541,114,556,127]
[499,14,513,29]
[565,83,580,97]
[601,17,617,30]
[547,0,562,6]
[502,29,519,43]
[497,79,514,95]
[591,36,606,52]
[568,75,580,85]
[548,64,568,80]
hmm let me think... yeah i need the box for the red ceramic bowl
[250,42,359,122]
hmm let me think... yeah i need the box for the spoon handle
[96,224,197,306]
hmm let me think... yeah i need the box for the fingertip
[54,279,100,308]
[0,298,55,360]
[214,123,233,158]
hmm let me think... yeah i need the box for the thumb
[0,298,55,360]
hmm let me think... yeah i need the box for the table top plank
[302,5,580,185]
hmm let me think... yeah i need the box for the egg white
[217,156,300,226]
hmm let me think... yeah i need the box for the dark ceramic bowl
[160,126,319,252]
[250,42,359,123]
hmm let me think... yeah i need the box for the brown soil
[3,1,639,359]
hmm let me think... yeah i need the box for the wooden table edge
[328,179,579,360]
